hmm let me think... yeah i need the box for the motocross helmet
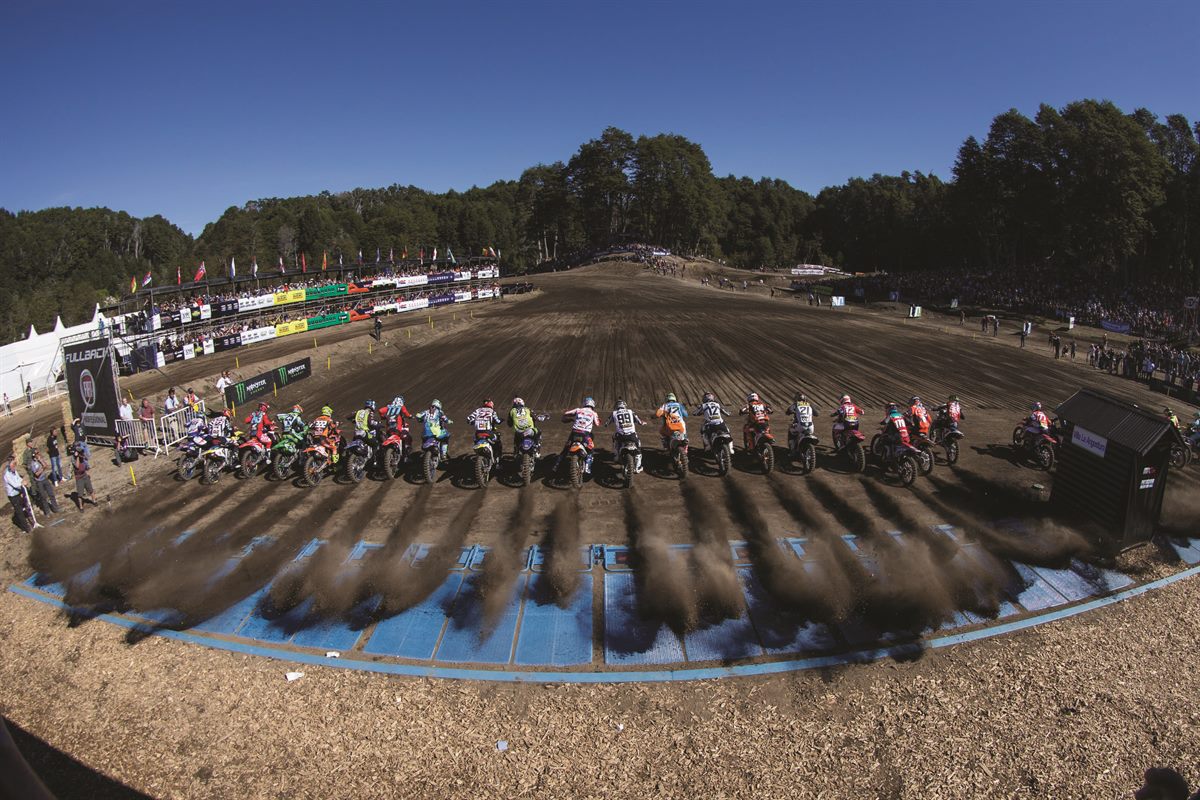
[840,395,851,404]
[365,399,377,410]
[584,396,596,409]
[747,392,759,403]
[794,391,807,402]
[616,398,627,409]
[320,405,333,417]
[512,397,525,408]
[431,399,442,411]
[484,400,494,409]
[665,393,677,403]
[392,396,404,408]
[910,396,922,406]
[258,401,269,411]
[223,408,234,418]
[1163,407,1173,415]
[886,402,899,412]
[1031,401,1042,411]
[291,404,303,414]
[949,394,958,402]
[703,392,715,403]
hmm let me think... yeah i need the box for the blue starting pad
[434,573,526,664]
[23,574,66,598]
[529,544,593,572]
[1010,563,1070,611]
[740,570,839,656]
[683,572,762,662]
[1167,537,1200,565]
[406,543,473,570]
[1029,564,1103,602]
[603,572,685,665]
[193,588,268,635]
[363,573,464,660]
[514,573,594,666]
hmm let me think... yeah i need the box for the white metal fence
[112,401,206,455]
[115,418,160,453]
[158,402,207,449]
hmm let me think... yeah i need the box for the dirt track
[3,261,1200,798]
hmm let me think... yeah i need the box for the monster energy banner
[223,357,311,408]
[63,337,122,438]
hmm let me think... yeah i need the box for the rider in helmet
[1024,401,1051,444]
[276,404,307,437]
[906,395,931,439]
[739,392,772,451]
[508,397,541,451]
[467,399,503,459]
[655,392,689,450]
[1189,410,1200,449]
[785,391,818,450]
[880,401,910,455]
[694,392,733,457]
[415,400,453,461]
[354,399,381,451]
[1164,407,1182,431]
[606,398,646,473]
[245,401,276,441]
[558,396,602,475]
[830,394,864,450]
[385,396,413,434]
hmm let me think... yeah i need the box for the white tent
[0,305,108,403]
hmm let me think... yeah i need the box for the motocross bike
[1169,438,1192,469]
[379,426,411,479]
[876,438,922,487]
[929,408,964,465]
[908,428,936,475]
[471,433,501,487]
[176,433,206,481]
[704,423,735,476]
[270,428,306,481]
[200,433,239,485]
[420,434,446,485]
[613,433,642,488]
[746,422,775,474]
[787,426,819,474]
[832,423,867,473]
[667,428,690,479]
[513,427,545,487]
[300,437,340,487]
[343,433,376,484]
[238,428,277,479]
[1014,420,1060,470]
[559,433,590,489]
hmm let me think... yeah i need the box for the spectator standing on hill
[2,393,10,416]
[24,383,32,408]
[45,430,62,485]
[24,444,57,515]
[118,398,133,421]
[216,371,233,393]
[5,457,35,532]
[163,388,180,413]
[139,399,154,421]
[72,445,96,511]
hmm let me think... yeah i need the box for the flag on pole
[338,252,343,267]
[357,249,363,265]
[388,246,394,263]
[322,251,328,271]
[130,276,137,294]
[418,247,424,265]
[194,261,207,282]
[177,265,182,285]
[301,252,307,273]
[142,271,153,287]
[402,246,408,260]
[230,256,236,278]
[278,255,285,273]
[446,246,456,266]
[375,247,381,264]
[432,247,438,262]
[252,258,258,277]
[488,246,497,257]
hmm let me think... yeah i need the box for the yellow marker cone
[369,342,373,354]
[273,382,277,397]
[235,356,240,369]
[313,337,318,349]
[129,465,137,486]
[327,355,331,370]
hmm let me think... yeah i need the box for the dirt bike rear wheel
[239,450,258,479]
[1012,426,1024,447]
[348,454,367,484]
[568,454,582,489]
[870,434,886,458]
[848,442,866,473]
[918,444,934,475]
[303,457,323,487]
[675,448,689,480]
[622,451,635,488]
[201,459,221,485]
[272,453,294,481]
[385,448,403,479]
[1035,443,1055,470]
[799,442,816,474]
[715,446,731,476]
[474,454,490,488]
[423,450,437,484]
[898,454,918,487]
[1169,444,1189,469]
[179,457,198,481]
[520,453,533,486]
[944,440,959,465]
[760,444,774,474]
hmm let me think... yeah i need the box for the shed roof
[1056,389,1184,456]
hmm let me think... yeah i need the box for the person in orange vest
[906,396,931,437]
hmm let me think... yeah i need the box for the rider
[694,392,733,455]
[353,400,381,453]
[655,393,689,449]
[607,399,645,473]
[467,399,503,459]
[1189,410,1200,449]
[1164,407,1182,431]
[559,396,602,475]
[384,396,413,435]
[244,401,276,442]
[208,408,234,442]
[309,405,341,463]
[785,392,817,450]
[184,414,208,440]
[830,394,863,449]
[508,397,541,452]
[906,396,932,439]
[739,392,772,450]
[1024,401,1052,444]
[415,400,453,460]
[880,402,911,456]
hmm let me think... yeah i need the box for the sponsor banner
[474,267,498,280]
[400,298,430,313]
[908,305,922,318]
[182,344,196,360]
[159,313,180,330]
[477,288,495,299]
[202,339,215,355]
[238,295,273,313]
[347,282,371,294]
[1100,319,1131,334]
[215,334,241,352]
[454,271,472,282]
[427,272,455,285]
[224,357,312,408]
[790,267,827,276]
[155,351,166,368]
[150,313,162,331]
[810,284,834,296]
[831,296,845,307]
[373,302,399,314]
[63,337,122,438]
[454,290,473,303]
[178,308,192,325]
[304,284,348,300]
[1070,425,1108,458]
[273,288,306,306]
[214,299,238,317]
[275,319,309,337]
[395,275,429,288]
[199,304,212,321]
[369,277,397,289]
[240,326,277,346]
[429,293,455,307]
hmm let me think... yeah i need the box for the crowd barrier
[115,418,160,453]
[158,402,207,449]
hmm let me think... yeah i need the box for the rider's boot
[583,453,593,474]
[635,452,643,473]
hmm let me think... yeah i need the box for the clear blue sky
[3,0,1197,236]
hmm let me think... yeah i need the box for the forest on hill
[1,99,1197,341]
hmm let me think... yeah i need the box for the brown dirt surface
[2,260,1199,798]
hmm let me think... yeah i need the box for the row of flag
[130,246,497,293]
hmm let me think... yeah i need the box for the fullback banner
[63,337,121,438]
[224,357,312,408]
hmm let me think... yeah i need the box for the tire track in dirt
[477,487,535,627]
[623,486,697,633]
[541,493,582,605]
[679,481,745,619]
